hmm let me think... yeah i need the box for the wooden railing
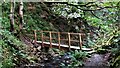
[33,30,86,50]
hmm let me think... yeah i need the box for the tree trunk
[19,0,24,30]
[10,0,14,32]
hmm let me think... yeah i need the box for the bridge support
[79,34,82,50]
[49,32,52,48]
[58,32,61,49]
[41,31,44,47]
[34,30,37,45]
[68,33,71,51]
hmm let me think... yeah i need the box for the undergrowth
[0,30,29,68]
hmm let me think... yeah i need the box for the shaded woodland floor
[16,36,111,68]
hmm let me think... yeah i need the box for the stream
[21,53,110,68]
[20,36,111,68]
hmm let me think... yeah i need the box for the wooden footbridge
[24,30,92,51]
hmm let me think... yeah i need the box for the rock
[33,48,37,52]
[36,52,41,55]
[40,64,44,67]
[52,56,58,60]
[32,52,36,55]
[37,46,41,51]
[52,61,56,64]
[103,53,111,61]
[30,45,34,49]
[56,58,60,61]
[62,60,66,63]
[44,58,48,61]
[37,58,41,61]
[48,49,55,55]
[54,54,59,57]
[62,55,71,60]
[58,55,62,59]
[52,58,61,65]
[45,63,53,67]
[66,60,70,64]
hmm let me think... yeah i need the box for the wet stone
[45,63,53,67]
[44,58,48,60]
[37,46,41,51]
[62,55,71,60]
[58,55,62,59]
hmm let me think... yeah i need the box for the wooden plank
[70,33,84,35]
[41,37,58,40]
[70,40,79,42]
[60,39,68,41]
[46,31,57,33]
[52,38,58,40]
[35,40,92,51]
[42,31,50,33]
[23,30,90,35]
[41,36,49,39]
[36,41,77,49]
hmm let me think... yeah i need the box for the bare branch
[90,11,101,19]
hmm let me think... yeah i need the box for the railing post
[49,32,52,48]
[34,30,37,44]
[41,31,44,47]
[79,33,82,50]
[58,32,60,49]
[68,33,71,51]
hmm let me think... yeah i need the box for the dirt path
[84,53,110,67]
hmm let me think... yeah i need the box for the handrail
[22,29,86,35]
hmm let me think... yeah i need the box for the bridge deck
[35,41,92,51]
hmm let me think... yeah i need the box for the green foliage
[1,30,25,48]
[111,48,120,68]
[1,2,120,67]
[112,55,120,68]
[2,3,10,29]
[60,50,88,67]
[72,50,88,60]
[50,2,120,49]
[23,3,56,31]
[24,16,52,30]
[0,29,29,67]
[110,38,120,68]
[2,56,14,68]
[96,47,108,54]
[2,17,10,29]
[0,36,14,68]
